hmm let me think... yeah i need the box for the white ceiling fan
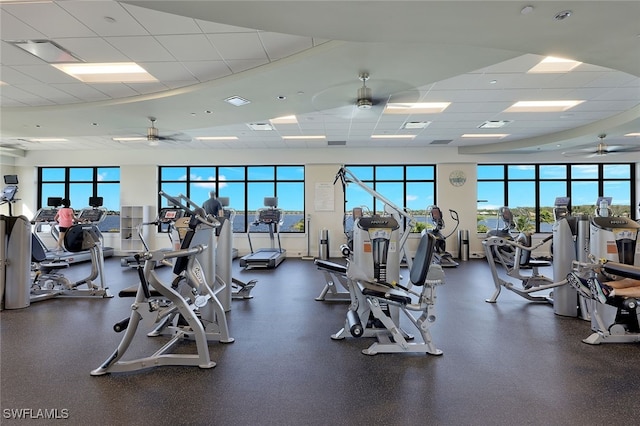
[562,134,640,158]
[112,117,192,146]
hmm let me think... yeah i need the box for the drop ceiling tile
[52,37,130,62]
[141,62,199,82]
[2,2,95,38]
[206,33,268,60]
[105,36,174,62]
[195,19,254,33]
[1,65,44,85]
[122,3,202,35]
[50,83,112,102]
[155,34,222,61]
[86,83,140,98]
[58,1,149,37]
[181,61,232,82]
[0,9,47,40]
[259,32,313,60]
[12,64,79,84]
[226,59,269,73]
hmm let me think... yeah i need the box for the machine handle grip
[113,317,130,333]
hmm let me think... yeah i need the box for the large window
[38,167,120,232]
[343,164,436,233]
[158,165,305,233]
[477,163,635,233]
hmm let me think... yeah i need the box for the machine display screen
[78,209,104,223]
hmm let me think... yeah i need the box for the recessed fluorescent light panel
[28,138,68,142]
[461,134,508,139]
[624,133,640,137]
[270,115,298,124]
[247,123,274,131]
[384,102,451,114]
[401,121,431,129]
[504,100,584,112]
[478,120,512,129]
[528,56,582,73]
[9,39,81,63]
[52,62,157,83]
[195,136,238,141]
[112,137,146,142]
[225,96,251,106]
[282,135,325,140]
[371,134,416,139]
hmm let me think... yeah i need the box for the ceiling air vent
[328,140,346,146]
[430,139,453,145]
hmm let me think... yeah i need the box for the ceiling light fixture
[52,62,157,82]
[528,56,582,73]
[195,136,238,141]
[28,138,69,142]
[402,121,431,129]
[270,115,298,124]
[282,135,325,140]
[371,134,416,139]
[624,133,640,137]
[461,134,508,139]
[478,120,512,129]
[225,96,251,106]
[504,100,584,112]
[384,102,451,114]
[9,39,82,63]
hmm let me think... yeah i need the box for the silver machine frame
[91,208,234,375]
[329,166,445,356]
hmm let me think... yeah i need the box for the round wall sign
[449,170,466,187]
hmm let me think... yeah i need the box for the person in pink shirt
[53,198,78,252]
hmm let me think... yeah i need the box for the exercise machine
[91,210,234,375]
[331,214,445,355]
[427,205,459,268]
[30,209,114,300]
[484,199,585,312]
[1,176,31,309]
[239,197,286,269]
[568,207,640,344]
[120,207,183,268]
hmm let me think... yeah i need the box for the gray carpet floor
[2,256,640,425]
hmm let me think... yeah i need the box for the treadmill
[239,197,286,269]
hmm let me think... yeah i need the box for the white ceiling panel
[2,2,95,39]
[54,37,131,63]
[50,83,112,102]
[226,59,270,74]
[1,65,44,85]
[0,10,46,40]
[140,61,199,83]
[206,33,268,61]
[155,34,222,62]
[121,3,202,36]
[180,61,232,82]
[11,64,78,84]
[58,1,149,37]
[259,33,314,61]
[105,36,175,62]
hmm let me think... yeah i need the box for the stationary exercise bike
[427,205,459,268]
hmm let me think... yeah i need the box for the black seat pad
[358,282,411,305]
[314,259,347,274]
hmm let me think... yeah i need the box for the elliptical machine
[427,205,459,268]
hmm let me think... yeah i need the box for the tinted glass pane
[507,165,535,179]
[161,167,187,180]
[539,165,566,179]
[375,182,404,214]
[406,166,434,180]
[190,183,214,208]
[539,181,568,231]
[477,181,504,232]
[277,166,304,180]
[508,181,536,232]
[603,164,630,179]
[406,182,434,211]
[41,183,65,208]
[276,182,303,211]
[375,166,403,181]
[571,181,599,214]
[160,183,187,207]
[347,166,373,181]
[42,168,65,181]
[219,167,245,181]
[190,167,216,182]
[477,165,504,180]
[69,168,93,181]
[572,164,598,179]
[219,183,246,233]
[346,185,374,214]
[247,182,274,210]
[97,167,119,181]
[97,183,120,211]
[604,180,631,216]
[69,183,93,208]
[248,166,274,180]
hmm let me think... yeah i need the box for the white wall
[4,147,639,258]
